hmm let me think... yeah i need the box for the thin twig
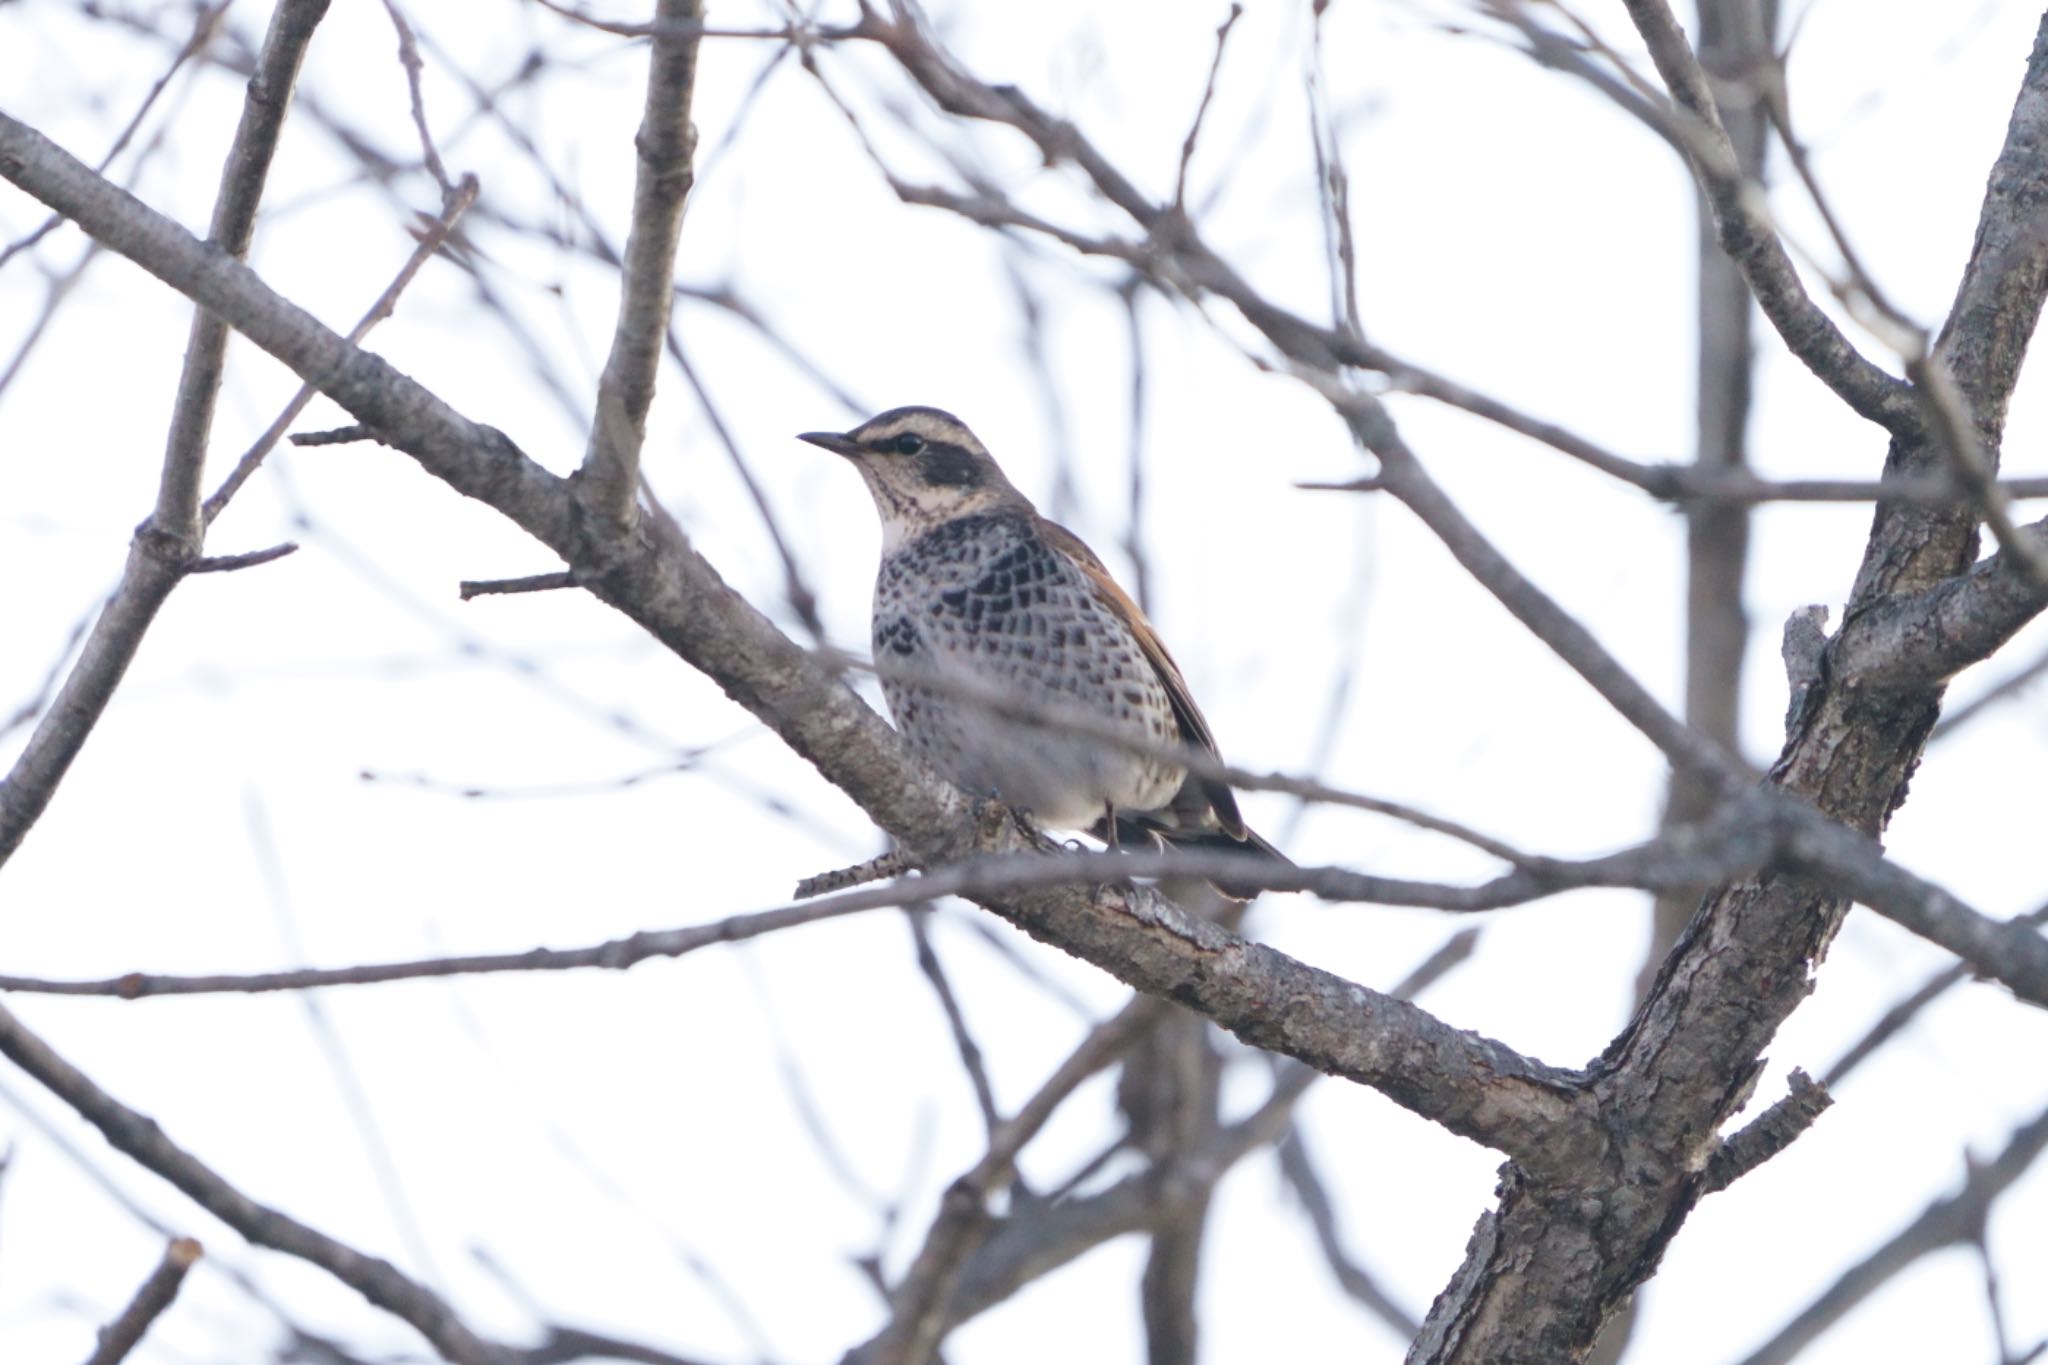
[665,331,825,637]
[0,0,232,269]
[907,906,1002,1141]
[850,995,1161,1364]
[189,542,299,574]
[458,570,579,600]
[1298,466,2048,506]
[808,646,1545,865]
[1171,4,1242,212]
[1276,1128,1419,1338]
[1933,638,2048,737]
[203,174,479,521]
[531,0,855,43]
[85,1237,204,1365]
[1619,0,1916,431]
[1736,1103,2048,1365]
[376,0,454,192]
[0,607,94,744]
[1306,0,1362,337]
[1823,903,2048,1086]
[0,887,886,998]
[288,423,378,447]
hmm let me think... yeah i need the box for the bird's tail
[1158,823,1292,900]
[1101,812,1292,901]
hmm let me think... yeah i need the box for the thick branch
[0,111,1585,1167]
[817,17,2048,1358]
[1831,518,2048,689]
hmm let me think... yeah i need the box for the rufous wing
[1037,518,1248,839]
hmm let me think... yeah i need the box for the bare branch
[1783,818,2048,1011]
[1700,1069,1831,1194]
[1618,0,1915,431]
[907,906,1002,1140]
[376,0,453,192]
[1328,386,1743,785]
[459,570,581,600]
[576,0,703,527]
[0,0,231,270]
[156,0,331,543]
[0,1003,510,1365]
[849,996,1161,1365]
[0,0,331,869]
[1849,13,2048,606]
[1276,1127,1419,1339]
[203,173,481,522]
[1299,463,2048,507]
[1830,516,2048,690]
[1818,904,2048,1087]
[1736,1103,2048,1365]
[188,541,299,574]
[85,1237,203,1365]
[1171,4,1242,212]
[0,887,886,997]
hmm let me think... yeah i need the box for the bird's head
[799,407,1028,549]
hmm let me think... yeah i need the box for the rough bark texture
[5,6,2048,1360]
[1409,17,2048,1360]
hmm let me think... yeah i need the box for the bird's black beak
[797,430,862,458]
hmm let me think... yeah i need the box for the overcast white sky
[2,1,2047,1361]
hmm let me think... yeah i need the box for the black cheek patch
[919,446,982,487]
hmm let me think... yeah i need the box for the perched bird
[800,406,1285,893]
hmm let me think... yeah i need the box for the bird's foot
[969,794,1050,852]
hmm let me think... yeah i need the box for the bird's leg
[1079,802,1129,907]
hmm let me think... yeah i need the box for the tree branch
[577,0,703,527]
[1619,0,1915,431]
[0,0,331,869]
[85,1237,203,1365]
[0,106,1588,1170]
[1831,516,2048,689]
[0,1003,509,1364]
[1736,1102,2048,1365]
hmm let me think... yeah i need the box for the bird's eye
[891,433,926,455]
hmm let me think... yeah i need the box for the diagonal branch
[0,0,331,870]
[849,996,1161,1365]
[1619,0,1915,432]
[1735,1102,2048,1365]
[85,1237,203,1365]
[813,10,2048,1360]
[0,109,1587,1169]
[1831,515,2048,689]
[0,1002,510,1365]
